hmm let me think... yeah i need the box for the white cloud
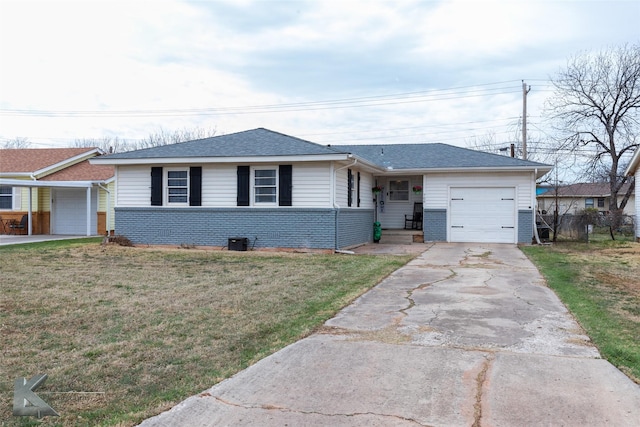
[1,0,638,149]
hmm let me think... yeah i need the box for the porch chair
[404,202,423,230]
[9,214,28,235]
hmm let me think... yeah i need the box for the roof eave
[0,178,105,188]
[624,149,640,176]
[90,153,354,165]
[377,166,552,178]
[33,148,103,178]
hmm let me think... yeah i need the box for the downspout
[333,157,358,250]
[98,183,111,236]
[532,169,542,244]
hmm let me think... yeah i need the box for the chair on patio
[404,202,423,230]
[9,214,28,235]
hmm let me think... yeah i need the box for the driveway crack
[211,395,430,425]
[472,353,495,427]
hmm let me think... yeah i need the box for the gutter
[332,157,358,250]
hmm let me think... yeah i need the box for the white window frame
[166,168,189,206]
[0,186,13,210]
[252,166,278,206]
[585,197,594,209]
[388,179,409,202]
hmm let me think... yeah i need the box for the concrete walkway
[139,243,640,426]
[0,234,98,246]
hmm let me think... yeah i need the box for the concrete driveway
[139,243,640,426]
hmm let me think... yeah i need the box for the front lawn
[0,240,412,426]
[521,240,640,383]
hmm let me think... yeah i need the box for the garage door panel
[52,188,97,235]
[450,187,515,243]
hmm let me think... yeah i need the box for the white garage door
[52,188,97,235]
[450,187,516,243]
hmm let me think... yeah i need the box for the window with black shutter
[237,166,250,206]
[347,169,354,207]
[279,165,292,206]
[189,167,202,206]
[357,172,361,207]
[151,167,163,206]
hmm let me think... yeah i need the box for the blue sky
[1,0,638,156]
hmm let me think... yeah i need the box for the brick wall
[518,210,533,244]
[424,209,447,241]
[336,209,374,248]
[115,207,371,250]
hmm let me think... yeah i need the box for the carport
[0,178,108,236]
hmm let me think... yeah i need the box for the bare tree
[73,136,128,153]
[545,44,640,228]
[131,126,217,150]
[73,126,217,153]
[1,137,32,148]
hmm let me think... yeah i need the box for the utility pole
[522,80,531,160]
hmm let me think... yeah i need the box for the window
[0,186,12,209]
[254,169,277,204]
[585,198,594,208]
[167,170,188,204]
[347,169,355,207]
[389,180,409,201]
[597,197,605,208]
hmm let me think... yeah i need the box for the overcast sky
[1,0,638,155]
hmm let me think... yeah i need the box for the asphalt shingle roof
[102,128,340,159]
[99,128,550,171]
[0,147,98,173]
[538,182,633,197]
[334,143,549,169]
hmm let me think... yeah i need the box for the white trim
[90,154,353,165]
[33,148,103,177]
[165,167,189,206]
[251,166,278,206]
[625,148,640,176]
[0,179,97,188]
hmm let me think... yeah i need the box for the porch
[378,229,424,244]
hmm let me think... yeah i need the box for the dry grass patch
[0,240,412,426]
[521,240,640,383]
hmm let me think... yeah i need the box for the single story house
[0,147,115,236]
[624,148,640,242]
[537,182,635,216]
[90,128,551,250]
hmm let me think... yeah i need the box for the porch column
[28,186,33,236]
[86,186,92,236]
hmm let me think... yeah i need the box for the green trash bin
[373,221,382,243]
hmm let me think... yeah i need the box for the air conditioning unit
[228,237,248,251]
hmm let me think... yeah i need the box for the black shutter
[189,166,202,206]
[357,172,361,207]
[237,166,250,206]
[151,167,163,206]
[279,165,292,206]
[347,169,353,207]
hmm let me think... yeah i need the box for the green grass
[521,241,640,382]
[1,241,412,426]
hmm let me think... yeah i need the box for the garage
[52,188,97,235]
[449,187,516,243]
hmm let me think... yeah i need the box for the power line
[0,81,528,118]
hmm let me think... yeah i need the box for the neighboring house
[625,148,640,242]
[90,128,551,250]
[537,182,636,216]
[0,148,115,236]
